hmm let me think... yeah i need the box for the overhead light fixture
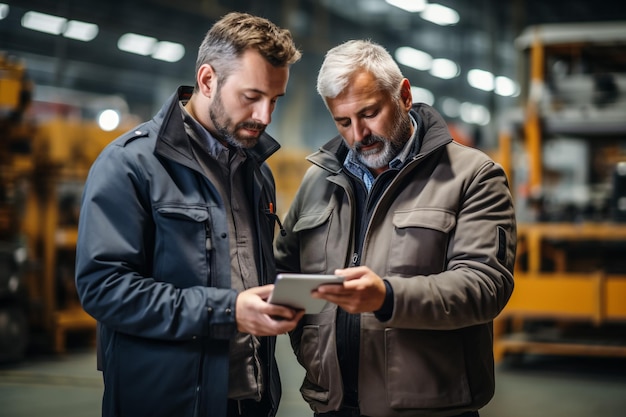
[152,41,185,63]
[385,0,427,13]
[21,10,98,41]
[0,3,9,20]
[98,109,121,131]
[63,20,98,42]
[495,76,520,97]
[118,33,157,56]
[395,46,432,71]
[429,58,460,79]
[441,97,461,118]
[420,3,460,26]
[467,70,519,97]
[467,69,495,91]
[460,102,490,126]
[118,34,185,62]
[22,11,66,35]
[410,86,434,105]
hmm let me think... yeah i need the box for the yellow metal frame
[494,25,626,361]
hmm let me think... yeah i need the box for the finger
[313,292,350,305]
[335,266,370,281]
[273,309,305,326]
[313,285,343,295]
[265,304,300,320]
[264,311,304,335]
[249,284,274,298]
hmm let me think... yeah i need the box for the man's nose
[352,121,371,143]
[253,101,273,125]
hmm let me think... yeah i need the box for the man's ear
[400,78,413,110]
[197,64,216,98]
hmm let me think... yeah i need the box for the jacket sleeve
[385,159,516,330]
[75,140,237,341]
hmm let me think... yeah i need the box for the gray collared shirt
[180,102,264,402]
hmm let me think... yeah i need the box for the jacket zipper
[350,252,359,267]
[193,220,215,416]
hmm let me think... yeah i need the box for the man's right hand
[235,285,304,336]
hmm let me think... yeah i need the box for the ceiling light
[22,11,66,35]
[420,4,460,26]
[98,109,120,131]
[460,102,490,126]
[385,0,427,13]
[360,0,390,14]
[467,69,495,91]
[495,76,519,97]
[395,46,432,71]
[152,41,185,62]
[441,97,461,118]
[429,58,460,79]
[63,20,98,42]
[410,86,434,105]
[0,4,9,20]
[118,33,157,56]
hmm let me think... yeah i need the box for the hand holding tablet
[268,273,345,313]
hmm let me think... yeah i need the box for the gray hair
[316,40,404,103]
[195,12,301,91]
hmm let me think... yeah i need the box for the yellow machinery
[0,53,33,361]
[495,22,626,360]
[0,53,129,358]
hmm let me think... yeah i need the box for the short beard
[352,104,412,170]
[209,90,266,149]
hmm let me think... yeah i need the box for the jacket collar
[308,103,453,172]
[154,86,281,167]
[410,102,454,155]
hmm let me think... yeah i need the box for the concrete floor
[2,335,626,417]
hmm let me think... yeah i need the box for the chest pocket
[388,208,456,276]
[154,204,210,287]
[292,208,333,273]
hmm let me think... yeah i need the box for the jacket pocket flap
[392,208,455,233]
[156,206,209,222]
[292,209,333,233]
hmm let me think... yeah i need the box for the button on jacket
[75,86,282,417]
[275,103,516,417]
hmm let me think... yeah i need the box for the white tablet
[268,273,345,313]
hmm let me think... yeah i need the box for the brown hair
[195,12,301,90]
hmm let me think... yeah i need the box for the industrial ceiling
[1,0,625,149]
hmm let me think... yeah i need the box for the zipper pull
[265,202,287,237]
[350,252,359,267]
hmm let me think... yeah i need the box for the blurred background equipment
[495,21,626,362]
[0,52,131,359]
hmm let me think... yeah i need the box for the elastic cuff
[373,279,394,322]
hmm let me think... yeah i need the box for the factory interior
[1,0,626,416]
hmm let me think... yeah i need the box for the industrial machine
[0,53,128,359]
[0,53,34,362]
[495,22,626,361]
